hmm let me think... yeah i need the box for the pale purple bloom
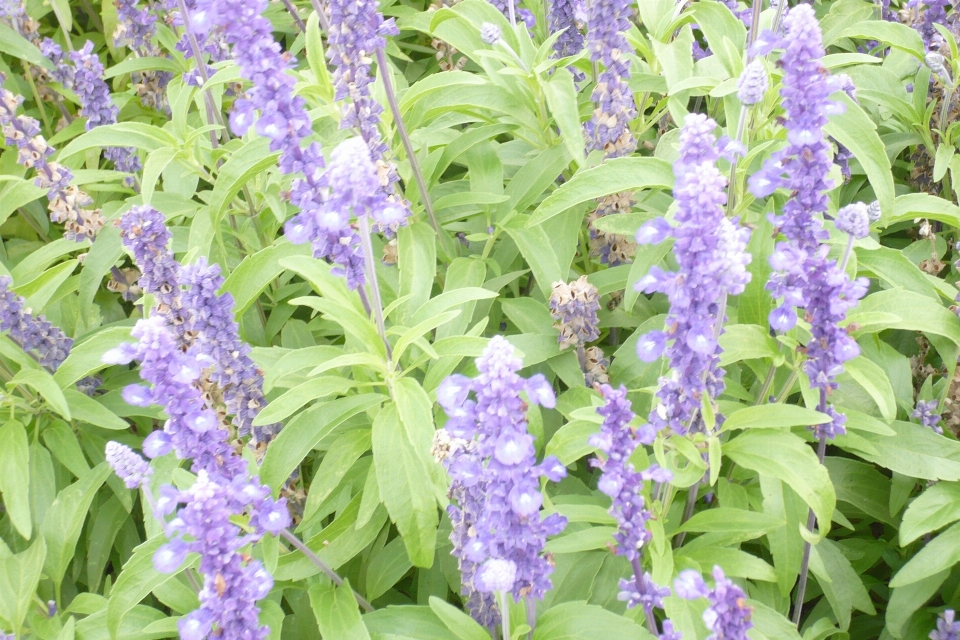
[914,399,944,435]
[751,6,867,440]
[549,276,600,349]
[584,0,636,158]
[119,206,183,318]
[181,258,280,442]
[676,567,753,640]
[931,610,960,640]
[438,336,567,606]
[0,74,104,241]
[154,470,285,640]
[328,0,408,220]
[635,114,752,436]
[549,0,585,61]
[105,441,153,489]
[835,203,870,239]
[737,59,768,105]
[0,276,73,370]
[481,22,502,45]
[68,42,142,177]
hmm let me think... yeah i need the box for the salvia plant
[6,0,960,639]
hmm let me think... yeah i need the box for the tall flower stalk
[436,336,568,629]
[747,5,868,624]
[0,74,105,241]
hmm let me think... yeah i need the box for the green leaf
[722,404,833,432]
[842,356,896,422]
[718,324,783,366]
[260,393,385,490]
[399,222,437,323]
[41,463,111,588]
[64,390,128,430]
[891,521,960,587]
[849,289,960,347]
[0,538,46,633]
[107,535,184,640]
[11,368,70,420]
[58,123,178,159]
[886,570,949,639]
[0,421,31,539]
[104,56,183,79]
[252,375,355,426]
[676,547,776,583]
[0,178,45,229]
[532,601,654,640]
[545,527,619,554]
[749,600,803,640]
[899,481,960,545]
[527,157,673,227]
[208,137,281,225]
[724,430,836,540]
[54,326,133,388]
[544,67,586,166]
[14,259,78,313]
[300,430,372,527]
[0,24,51,68]
[428,596,490,640]
[677,508,783,538]
[808,538,876,630]
[366,537,414,601]
[837,21,926,59]
[887,192,960,227]
[221,240,311,316]
[854,420,960,481]
[373,403,440,568]
[823,93,895,219]
[309,581,371,640]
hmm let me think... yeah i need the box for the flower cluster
[635,113,752,436]
[0,0,38,40]
[327,0,409,221]
[153,469,287,640]
[437,336,568,606]
[105,314,289,637]
[583,0,636,158]
[0,276,73,370]
[118,205,281,443]
[489,0,535,28]
[432,430,500,627]
[914,399,944,435]
[0,75,105,241]
[737,59,768,106]
[105,441,153,489]
[931,609,960,640]
[589,385,672,619]
[181,258,281,442]
[549,275,600,349]
[549,0,585,61]
[114,0,171,110]
[749,5,867,439]
[675,567,753,640]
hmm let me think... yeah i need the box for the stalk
[280,529,375,612]
[499,591,512,640]
[358,214,393,360]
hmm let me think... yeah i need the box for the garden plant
[1,0,960,638]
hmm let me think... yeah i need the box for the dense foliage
[4,0,960,638]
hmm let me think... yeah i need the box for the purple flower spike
[759,5,868,440]
[549,0,585,65]
[105,441,153,489]
[0,276,73,371]
[639,114,752,437]
[584,0,636,158]
[436,336,567,623]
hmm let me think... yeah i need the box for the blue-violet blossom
[635,113,752,436]
[675,567,753,640]
[437,336,568,604]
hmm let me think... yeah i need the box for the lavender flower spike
[590,385,671,632]
[675,567,753,640]
[327,0,410,222]
[737,59,768,106]
[68,42,143,177]
[0,74,105,241]
[635,113,752,436]
[437,336,568,606]
[584,0,636,158]
[105,441,153,489]
[0,276,73,370]
[549,276,600,349]
[549,0,585,61]
[753,5,867,440]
